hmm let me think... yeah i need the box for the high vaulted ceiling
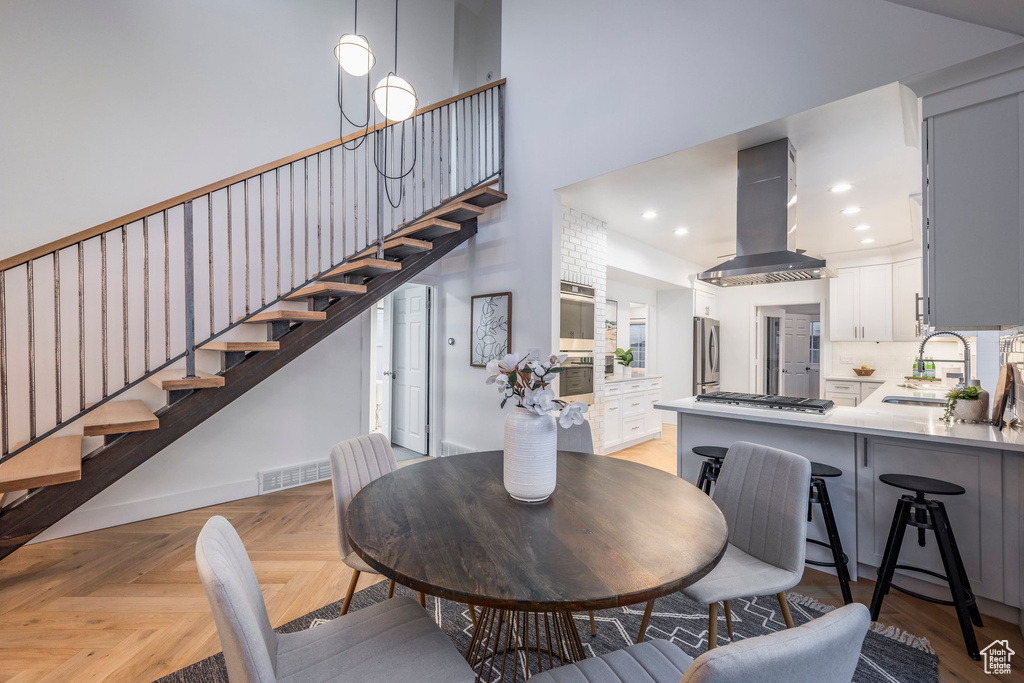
[558,83,923,270]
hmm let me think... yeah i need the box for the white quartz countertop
[824,375,887,383]
[605,374,662,383]
[656,380,1024,452]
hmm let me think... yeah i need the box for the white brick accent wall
[560,206,609,453]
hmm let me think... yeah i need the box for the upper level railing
[0,79,505,467]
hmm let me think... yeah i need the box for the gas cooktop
[695,392,835,414]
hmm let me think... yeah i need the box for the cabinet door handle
[854,326,858,338]
[862,326,865,338]
[631,402,641,407]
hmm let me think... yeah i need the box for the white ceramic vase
[622,366,633,378]
[503,407,558,503]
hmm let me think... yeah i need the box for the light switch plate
[526,348,540,361]
[840,355,853,364]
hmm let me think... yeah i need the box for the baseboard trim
[30,478,258,543]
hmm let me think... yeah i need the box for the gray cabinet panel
[926,94,1021,328]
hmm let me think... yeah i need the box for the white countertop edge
[824,375,887,383]
[655,380,1024,453]
[604,374,663,383]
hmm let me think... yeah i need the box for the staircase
[0,80,506,561]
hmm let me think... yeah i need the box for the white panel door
[858,264,893,341]
[830,267,859,341]
[392,284,429,454]
[782,314,810,398]
[893,258,923,341]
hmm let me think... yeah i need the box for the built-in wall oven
[559,282,596,404]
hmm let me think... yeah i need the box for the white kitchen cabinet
[830,265,893,342]
[825,379,861,406]
[601,377,662,452]
[892,258,923,341]
[916,64,1024,329]
[860,381,883,402]
[694,289,717,319]
[856,437,1004,601]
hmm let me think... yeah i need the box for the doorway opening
[756,303,821,398]
[370,282,436,461]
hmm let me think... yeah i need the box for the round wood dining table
[346,451,728,681]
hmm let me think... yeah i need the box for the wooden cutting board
[992,363,1013,429]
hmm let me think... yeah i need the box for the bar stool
[806,462,852,605]
[691,445,728,494]
[869,473,982,660]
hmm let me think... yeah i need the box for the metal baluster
[184,201,197,379]
[377,155,384,260]
[163,212,170,360]
[421,114,426,216]
[101,233,108,396]
[244,179,250,314]
[144,218,150,373]
[364,136,369,249]
[27,260,36,438]
[276,169,281,296]
[486,87,491,177]
[122,226,128,385]
[290,164,295,289]
[0,271,7,455]
[304,158,309,280]
[461,98,467,191]
[226,189,234,324]
[207,197,214,338]
[408,121,414,223]
[498,84,505,192]
[77,243,84,410]
[341,143,347,259]
[259,174,266,306]
[444,104,451,201]
[329,148,335,266]
[475,92,481,183]
[54,251,61,423]
[317,153,322,274]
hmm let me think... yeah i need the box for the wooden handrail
[0,78,506,273]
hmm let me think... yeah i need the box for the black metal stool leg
[695,460,711,494]
[870,497,912,620]
[930,502,981,660]
[932,501,983,629]
[815,479,853,605]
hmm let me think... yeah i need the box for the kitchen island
[657,380,1024,629]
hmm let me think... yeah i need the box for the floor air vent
[258,460,332,494]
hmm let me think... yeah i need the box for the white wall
[656,289,695,420]
[607,280,658,370]
[717,279,831,392]
[454,0,502,94]
[0,0,457,262]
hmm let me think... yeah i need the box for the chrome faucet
[918,331,971,389]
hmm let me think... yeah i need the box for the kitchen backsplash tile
[830,340,972,381]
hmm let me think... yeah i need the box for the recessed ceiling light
[641,210,657,219]
[787,194,798,208]
[674,227,688,236]
[853,224,871,231]
[861,238,875,244]
[830,183,853,193]
[841,206,862,215]
[813,269,821,274]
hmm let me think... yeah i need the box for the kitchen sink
[881,396,946,407]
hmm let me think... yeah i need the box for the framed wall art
[471,292,512,367]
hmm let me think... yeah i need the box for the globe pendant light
[373,74,417,121]
[372,0,418,122]
[335,33,375,77]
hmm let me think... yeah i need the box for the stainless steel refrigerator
[693,317,721,395]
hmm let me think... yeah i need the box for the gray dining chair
[195,515,476,683]
[329,432,425,614]
[529,602,869,683]
[558,418,595,454]
[681,441,811,649]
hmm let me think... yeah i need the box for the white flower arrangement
[485,352,589,428]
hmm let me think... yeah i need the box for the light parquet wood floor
[0,428,1019,681]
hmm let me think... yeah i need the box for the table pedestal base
[466,607,586,682]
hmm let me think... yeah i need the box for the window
[630,322,646,369]
[809,320,821,365]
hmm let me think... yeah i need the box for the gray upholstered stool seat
[530,603,870,683]
[529,640,692,683]
[274,596,475,683]
[343,550,375,574]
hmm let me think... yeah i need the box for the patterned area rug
[157,582,938,682]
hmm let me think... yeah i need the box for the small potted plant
[943,384,986,424]
[614,348,634,378]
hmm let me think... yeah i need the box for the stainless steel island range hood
[698,138,833,287]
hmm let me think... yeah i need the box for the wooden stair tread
[428,201,485,223]
[391,218,461,241]
[147,369,225,391]
[200,341,281,352]
[322,258,402,281]
[284,282,367,300]
[461,186,508,208]
[245,310,327,323]
[352,236,433,261]
[0,436,83,493]
[83,401,159,437]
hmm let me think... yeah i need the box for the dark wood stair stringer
[0,219,478,561]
